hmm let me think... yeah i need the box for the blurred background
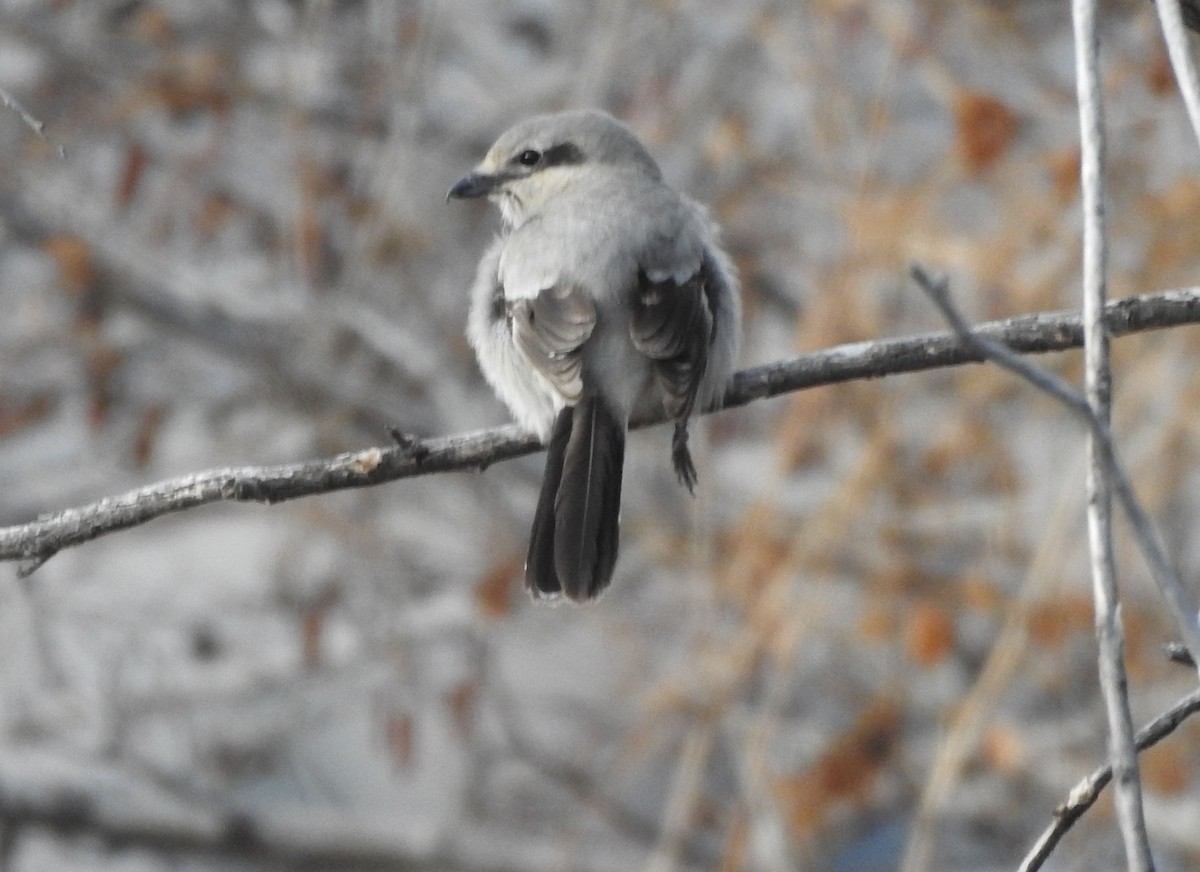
[1,1,1200,870]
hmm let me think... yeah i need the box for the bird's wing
[629,251,726,491]
[510,282,597,403]
[629,255,717,421]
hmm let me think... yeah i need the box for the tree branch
[1018,688,1200,872]
[1073,0,1154,865]
[909,269,1200,681]
[2,287,1200,571]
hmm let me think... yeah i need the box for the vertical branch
[1073,1,1155,869]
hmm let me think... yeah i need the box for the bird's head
[448,109,662,227]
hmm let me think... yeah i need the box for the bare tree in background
[1,3,1200,871]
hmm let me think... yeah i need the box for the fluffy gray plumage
[450,109,740,601]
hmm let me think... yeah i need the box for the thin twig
[910,267,1200,680]
[1018,689,1200,872]
[2,288,1200,571]
[1073,0,1154,866]
[0,86,65,158]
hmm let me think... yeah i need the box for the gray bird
[449,109,740,601]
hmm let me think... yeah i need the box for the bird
[449,109,740,602]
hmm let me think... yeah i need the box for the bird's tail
[525,396,625,601]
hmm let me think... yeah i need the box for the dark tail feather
[524,398,626,601]
[526,407,574,598]
[552,396,625,601]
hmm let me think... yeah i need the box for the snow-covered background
[1,1,1199,870]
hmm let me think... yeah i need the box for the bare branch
[1072,0,1154,865]
[715,287,1200,412]
[1018,689,1200,872]
[0,427,539,567]
[910,268,1200,683]
[2,287,1200,571]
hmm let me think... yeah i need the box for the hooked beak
[447,172,500,201]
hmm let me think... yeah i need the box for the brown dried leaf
[116,142,148,208]
[774,698,903,837]
[44,235,96,294]
[905,601,956,667]
[954,90,1019,173]
[0,394,57,436]
[1045,148,1080,205]
[1026,595,1093,648]
[473,552,522,618]
[131,403,168,468]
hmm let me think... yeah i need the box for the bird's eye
[516,149,541,166]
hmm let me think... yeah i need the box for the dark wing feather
[511,284,596,402]
[630,260,716,491]
[526,406,574,597]
[553,395,625,600]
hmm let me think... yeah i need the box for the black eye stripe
[510,142,583,170]
[542,142,583,166]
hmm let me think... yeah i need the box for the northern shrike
[449,109,740,601]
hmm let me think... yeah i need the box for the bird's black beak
[447,172,498,201]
